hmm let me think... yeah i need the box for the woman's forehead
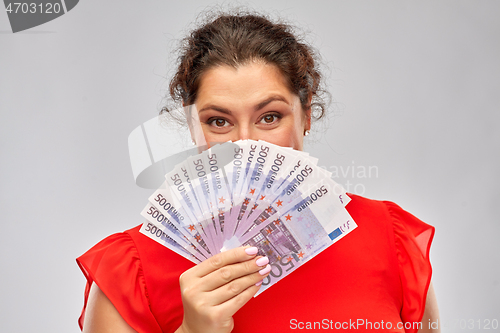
[196,63,297,107]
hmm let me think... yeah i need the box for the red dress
[77,194,434,332]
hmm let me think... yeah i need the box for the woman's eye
[260,114,280,124]
[209,118,229,128]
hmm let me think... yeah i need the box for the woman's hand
[176,246,271,333]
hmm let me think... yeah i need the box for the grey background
[1,0,499,332]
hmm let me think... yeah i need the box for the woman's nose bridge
[236,123,256,140]
[237,126,249,140]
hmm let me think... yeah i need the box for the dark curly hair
[164,10,328,121]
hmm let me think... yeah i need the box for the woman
[77,11,439,333]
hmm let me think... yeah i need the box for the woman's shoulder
[77,224,192,332]
[76,225,158,332]
[77,226,143,289]
[77,223,195,289]
[78,225,139,259]
[347,193,432,225]
[346,193,435,328]
[346,193,435,246]
[345,192,405,213]
[345,193,435,271]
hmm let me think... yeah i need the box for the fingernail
[245,247,258,255]
[255,280,263,287]
[255,257,269,267]
[259,264,271,275]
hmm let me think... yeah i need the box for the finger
[201,255,269,291]
[192,246,259,278]
[209,265,271,305]
[215,282,263,318]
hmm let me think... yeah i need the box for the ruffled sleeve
[384,201,435,332]
[76,232,163,333]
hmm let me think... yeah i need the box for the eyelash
[259,113,281,125]
[207,117,230,128]
[206,112,282,129]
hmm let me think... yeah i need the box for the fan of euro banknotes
[139,140,357,295]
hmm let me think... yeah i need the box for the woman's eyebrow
[254,95,289,111]
[198,95,289,115]
[198,105,232,115]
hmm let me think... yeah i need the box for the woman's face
[195,62,311,151]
